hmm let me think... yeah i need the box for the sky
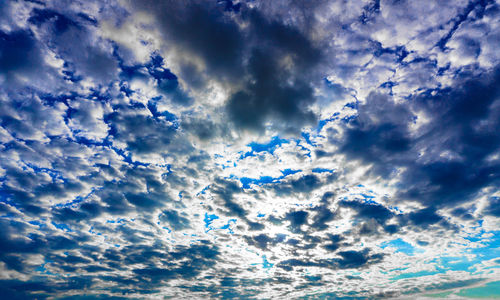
[0,0,500,299]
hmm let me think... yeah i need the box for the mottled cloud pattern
[0,0,499,299]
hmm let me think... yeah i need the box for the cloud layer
[0,0,499,299]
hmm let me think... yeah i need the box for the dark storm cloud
[0,29,46,83]
[28,8,119,83]
[338,199,454,232]
[339,92,414,178]
[399,206,449,229]
[339,67,500,208]
[132,0,244,78]
[484,197,500,216]
[285,210,309,233]
[226,10,322,132]
[181,114,230,141]
[130,0,323,132]
[225,47,317,132]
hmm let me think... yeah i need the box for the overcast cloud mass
[1,0,500,299]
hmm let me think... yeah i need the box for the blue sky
[0,0,500,299]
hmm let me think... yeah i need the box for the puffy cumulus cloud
[0,0,500,299]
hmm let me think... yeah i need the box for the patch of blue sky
[146,101,178,124]
[257,213,265,218]
[341,114,358,123]
[301,132,316,146]
[35,260,55,275]
[312,168,334,173]
[219,219,237,234]
[359,193,375,199]
[28,220,46,229]
[54,188,100,208]
[237,167,302,189]
[251,255,274,270]
[248,136,288,153]
[295,203,314,208]
[358,193,379,205]
[51,221,73,232]
[389,205,403,213]
[239,176,276,189]
[390,232,500,281]
[23,161,64,180]
[316,113,340,133]
[55,195,86,208]
[456,280,500,298]
[281,169,301,176]
[483,265,500,271]
[203,213,219,232]
[108,145,150,167]
[380,238,420,256]
[422,290,455,298]
[344,101,357,110]
[240,136,289,159]
[463,230,500,264]
[439,256,477,273]
[106,218,126,224]
[345,191,379,205]
[196,185,211,196]
[262,255,273,269]
[88,226,102,236]
[294,140,312,157]
[215,162,231,170]
[203,213,236,234]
